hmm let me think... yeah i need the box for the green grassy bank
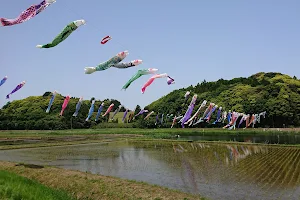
[0,161,205,200]
[1,127,300,137]
[0,127,299,139]
[0,170,74,200]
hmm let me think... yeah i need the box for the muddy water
[0,141,299,200]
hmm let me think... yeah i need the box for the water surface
[180,134,300,144]
[0,141,299,200]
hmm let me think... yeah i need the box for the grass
[0,170,74,200]
[1,127,300,138]
[0,161,206,200]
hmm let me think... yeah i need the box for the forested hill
[1,72,300,129]
[0,92,127,130]
[145,72,300,128]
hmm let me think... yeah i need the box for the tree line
[1,72,299,129]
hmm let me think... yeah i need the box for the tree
[1,72,300,129]
[134,105,141,115]
[146,72,300,128]
[0,92,125,130]
[43,91,52,97]
[2,101,11,109]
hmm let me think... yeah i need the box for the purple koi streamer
[181,94,197,128]
[135,109,148,117]
[122,109,129,122]
[167,76,175,85]
[6,81,25,99]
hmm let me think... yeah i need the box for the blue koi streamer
[227,111,232,124]
[0,76,7,87]
[46,91,57,113]
[86,99,95,121]
[73,97,83,117]
[95,102,104,121]
[212,107,222,124]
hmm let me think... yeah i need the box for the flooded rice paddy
[180,134,300,144]
[0,141,299,200]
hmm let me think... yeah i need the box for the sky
[1,0,300,110]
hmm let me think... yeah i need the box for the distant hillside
[145,72,300,128]
[1,72,299,129]
[0,92,132,130]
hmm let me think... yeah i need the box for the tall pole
[71,117,73,129]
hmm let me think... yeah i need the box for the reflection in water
[0,142,299,200]
[180,135,300,144]
[173,143,198,193]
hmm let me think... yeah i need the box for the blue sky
[1,0,300,110]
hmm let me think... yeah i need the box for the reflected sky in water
[0,141,299,200]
